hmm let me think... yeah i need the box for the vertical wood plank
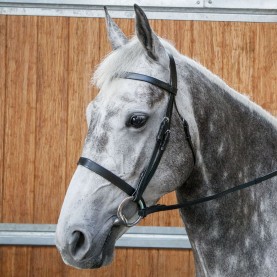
[0,14,7,277]
[31,247,64,277]
[189,250,196,277]
[0,15,6,222]
[253,23,277,115]
[34,16,68,224]
[0,246,32,277]
[31,16,69,277]
[175,20,194,58]
[3,15,37,223]
[157,249,191,277]
[0,15,37,277]
[66,17,100,195]
[221,22,256,97]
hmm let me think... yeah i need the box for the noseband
[78,53,277,227]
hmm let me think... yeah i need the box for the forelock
[92,37,179,89]
[92,38,145,88]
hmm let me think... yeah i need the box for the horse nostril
[69,230,89,261]
[75,231,85,250]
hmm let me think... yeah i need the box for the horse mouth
[89,226,118,268]
[76,223,123,269]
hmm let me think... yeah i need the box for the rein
[78,53,277,227]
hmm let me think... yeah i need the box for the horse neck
[176,59,277,277]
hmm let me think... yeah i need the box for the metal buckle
[114,196,145,227]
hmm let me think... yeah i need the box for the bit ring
[116,196,145,227]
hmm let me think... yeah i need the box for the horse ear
[134,4,167,64]
[104,7,128,50]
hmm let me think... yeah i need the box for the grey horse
[56,5,277,276]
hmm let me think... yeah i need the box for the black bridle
[78,53,277,227]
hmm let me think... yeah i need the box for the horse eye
[127,113,148,128]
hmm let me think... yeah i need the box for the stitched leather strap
[132,54,178,202]
[123,72,177,95]
[78,157,135,197]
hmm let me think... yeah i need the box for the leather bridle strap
[78,157,135,197]
[122,73,177,96]
[138,169,277,217]
[130,54,178,202]
[77,53,196,222]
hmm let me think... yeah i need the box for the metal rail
[0,0,277,22]
[0,224,191,249]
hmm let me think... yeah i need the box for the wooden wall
[0,15,276,277]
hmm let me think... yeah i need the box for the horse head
[55,5,195,269]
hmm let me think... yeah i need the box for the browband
[122,72,177,95]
